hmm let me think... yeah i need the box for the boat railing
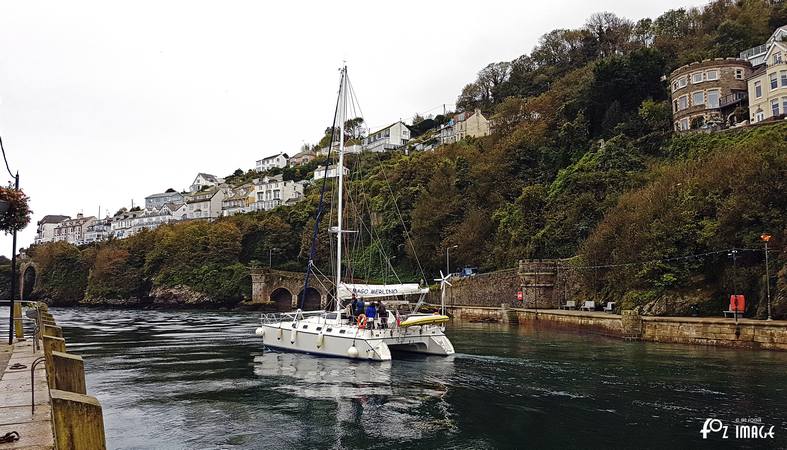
[260,309,327,324]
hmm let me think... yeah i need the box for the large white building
[110,209,146,239]
[84,218,112,244]
[363,121,410,152]
[34,215,70,244]
[255,152,289,172]
[253,174,304,211]
[53,214,97,246]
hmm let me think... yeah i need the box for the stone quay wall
[2,301,108,449]
[442,305,787,351]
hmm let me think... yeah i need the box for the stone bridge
[19,259,39,300]
[250,268,334,312]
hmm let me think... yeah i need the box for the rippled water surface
[38,308,787,448]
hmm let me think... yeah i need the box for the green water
[44,307,787,449]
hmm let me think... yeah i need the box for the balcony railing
[719,91,748,108]
[740,44,768,60]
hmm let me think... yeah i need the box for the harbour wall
[2,302,107,449]
[443,305,787,351]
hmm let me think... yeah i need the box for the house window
[772,98,780,116]
[678,95,688,110]
[774,52,782,65]
[706,70,719,81]
[672,81,679,91]
[691,72,703,83]
[707,90,720,108]
[781,71,787,87]
[755,81,762,98]
[692,91,704,106]
[783,97,787,114]
[771,73,778,89]
[679,117,689,130]
[735,68,744,80]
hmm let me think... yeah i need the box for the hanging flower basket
[0,187,31,232]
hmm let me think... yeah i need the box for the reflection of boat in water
[253,351,394,399]
[255,66,455,361]
[252,350,457,440]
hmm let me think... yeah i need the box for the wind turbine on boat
[434,270,452,318]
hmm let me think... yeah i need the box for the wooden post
[13,302,24,339]
[43,324,63,338]
[50,389,107,450]
[51,351,87,394]
[42,335,66,387]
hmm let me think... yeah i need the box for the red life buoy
[357,314,368,329]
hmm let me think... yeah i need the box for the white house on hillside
[110,209,146,239]
[222,184,256,216]
[190,173,224,193]
[35,215,70,244]
[84,218,112,244]
[363,121,410,152]
[253,174,304,211]
[313,164,349,181]
[185,187,227,219]
[255,152,289,172]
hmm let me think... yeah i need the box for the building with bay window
[669,58,751,131]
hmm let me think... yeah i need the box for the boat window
[291,323,296,328]
[316,327,322,331]
[339,329,346,334]
[325,313,337,320]
[326,328,332,332]
[302,325,308,329]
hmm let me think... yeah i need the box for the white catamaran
[255,66,455,361]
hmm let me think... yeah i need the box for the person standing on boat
[378,301,388,329]
[349,294,359,325]
[354,297,365,322]
[365,301,377,330]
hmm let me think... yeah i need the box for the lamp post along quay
[2,133,20,344]
[762,233,772,321]
[446,245,458,277]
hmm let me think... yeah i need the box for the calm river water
[40,308,787,449]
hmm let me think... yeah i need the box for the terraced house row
[670,25,787,131]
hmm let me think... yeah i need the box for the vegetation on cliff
[24,0,787,317]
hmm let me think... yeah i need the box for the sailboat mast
[335,66,347,312]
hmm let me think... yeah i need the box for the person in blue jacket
[353,297,365,320]
[364,301,377,329]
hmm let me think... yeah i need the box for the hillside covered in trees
[27,0,787,318]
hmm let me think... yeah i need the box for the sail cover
[338,283,428,300]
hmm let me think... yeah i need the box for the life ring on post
[357,314,368,329]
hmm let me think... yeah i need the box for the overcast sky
[0,0,703,255]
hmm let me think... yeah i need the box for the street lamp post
[762,233,772,321]
[446,245,458,278]
[728,248,739,323]
[7,172,18,345]
[269,247,280,268]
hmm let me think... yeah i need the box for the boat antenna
[300,66,345,310]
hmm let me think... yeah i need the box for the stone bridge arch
[250,268,332,311]
[19,260,39,300]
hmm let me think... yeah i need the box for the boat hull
[259,322,455,361]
